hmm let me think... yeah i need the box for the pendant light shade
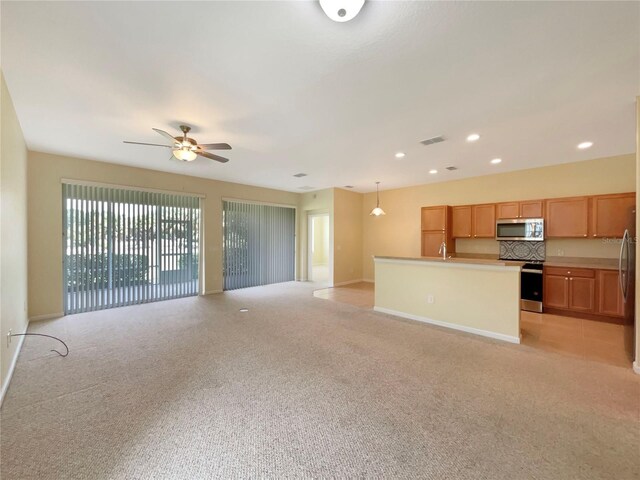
[370,181,386,216]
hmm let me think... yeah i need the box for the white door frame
[307,212,333,286]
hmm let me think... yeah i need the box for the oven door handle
[521,269,543,274]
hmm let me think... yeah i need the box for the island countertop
[374,255,525,269]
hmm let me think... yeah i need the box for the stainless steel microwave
[496,218,544,241]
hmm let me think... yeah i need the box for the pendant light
[370,181,386,216]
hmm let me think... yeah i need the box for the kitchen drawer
[544,266,595,278]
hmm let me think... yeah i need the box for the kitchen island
[374,256,523,343]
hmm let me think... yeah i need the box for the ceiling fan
[124,125,231,163]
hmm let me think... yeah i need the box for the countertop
[543,257,618,271]
[374,255,526,268]
[375,254,619,271]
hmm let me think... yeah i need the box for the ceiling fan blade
[197,143,232,150]
[152,128,179,145]
[124,141,172,148]
[196,150,229,163]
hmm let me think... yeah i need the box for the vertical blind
[223,200,295,290]
[63,183,200,314]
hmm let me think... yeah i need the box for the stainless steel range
[498,238,546,313]
[520,262,543,313]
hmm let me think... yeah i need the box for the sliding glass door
[223,200,295,290]
[63,183,200,314]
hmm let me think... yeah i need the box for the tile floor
[313,282,634,368]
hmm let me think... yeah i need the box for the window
[63,183,200,314]
[223,200,295,290]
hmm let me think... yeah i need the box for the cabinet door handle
[565,277,568,280]
[583,234,587,237]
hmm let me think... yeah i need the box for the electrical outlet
[427,295,435,304]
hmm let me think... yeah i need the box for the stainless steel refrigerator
[619,207,635,310]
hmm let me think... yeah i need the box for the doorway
[308,213,330,285]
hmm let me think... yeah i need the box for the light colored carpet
[1,282,639,479]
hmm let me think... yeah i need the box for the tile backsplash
[499,241,546,261]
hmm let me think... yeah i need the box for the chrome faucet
[438,241,447,260]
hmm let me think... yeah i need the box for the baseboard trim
[373,306,521,344]
[203,289,223,295]
[29,312,64,322]
[333,279,365,287]
[633,361,640,375]
[0,330,26,408]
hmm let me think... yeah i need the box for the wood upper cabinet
[496,202,519,219]
[421,231,446,257]
[421,206,447,231]
[545,196,589,238]
[421,206,454,256]
[451,206,472,238]
[519,200,544,218]
[496,200,543,219]
[472,204,496,238]
[596,270,624,317]
[590,193,635,238]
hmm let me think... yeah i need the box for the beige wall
[27,151,300,317]
[1,73,29,397]
[333,188,363,285]
[374,259,521,341]
[363,154,636,280]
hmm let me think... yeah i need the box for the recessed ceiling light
[490,158,502,164]
[429,169,438,174]
[395,152,405,159]
[577,141,593,150]
[466,133,480,142]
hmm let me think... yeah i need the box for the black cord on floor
[10,333,69,357]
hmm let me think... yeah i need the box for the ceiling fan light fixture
[319,0,365,22]
[173,148,197,162]
[369,181,386,216]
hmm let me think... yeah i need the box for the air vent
[293,173,308,178]
[445,166,458,171]
[420,135,445,146]
[298,186,314,191]
[344,185,354,189]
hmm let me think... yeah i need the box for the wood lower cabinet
[544,266,624,321]
[568,277,595,312]
[596,270,624,317]
[546,197,589,238]
[590,193,635,238]
[471,204,496,238]
[544,274,569,309]
[452,206,472,238]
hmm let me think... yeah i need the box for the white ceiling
[2,1,638,193]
